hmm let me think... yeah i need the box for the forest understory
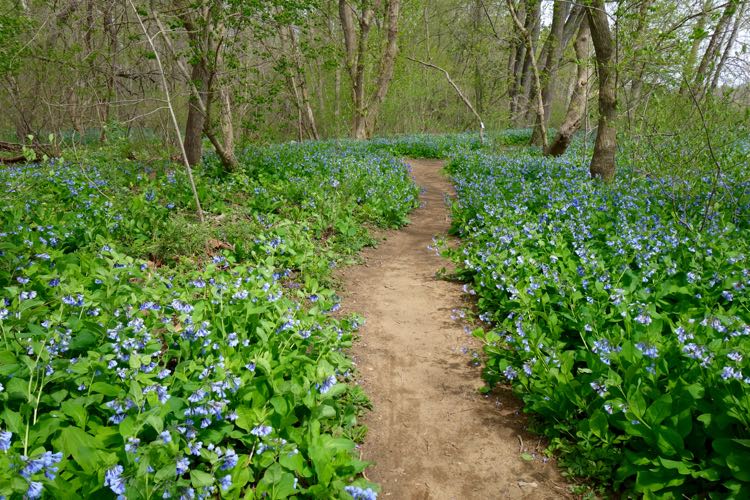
[1,0,749,498]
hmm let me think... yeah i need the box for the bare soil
[339,159,569,500]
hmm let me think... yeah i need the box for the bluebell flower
[317,375,337,394]
[636,343,659,359]
[160,431,172,444]
[104,465,126,495]
[250,425,272,437]
[0,430,11,451]
[721,366,743,381]
[125,437,140,453]
[27,481,43,499]
[189,441,203,456]
[220,448,238,470]
[176,457,190,476]
[728,351,743,363]
[219,475,232,491]
[345,486,378,500]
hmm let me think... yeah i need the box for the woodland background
[1,0,748,170]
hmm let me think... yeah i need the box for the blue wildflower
[345,486,378,500]
[220,448,238,470]
[219,474,232,491]
[317,375,337,394]
[250,425,272,437]
[27,482,43,499]
[176,457,190,476]
[104,465,126,495]
[0,430,10,451]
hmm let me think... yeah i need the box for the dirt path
[339,159,568,500]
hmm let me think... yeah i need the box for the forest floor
[339,159,570,500]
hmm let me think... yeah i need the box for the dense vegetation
[446,143,750,497]
[2,0,750,497]
[0,141,422,499]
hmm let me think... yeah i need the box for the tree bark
[166,6,237,171]
[517,0,541,126]
[507,0,547,149]
[545,18,590,156]
[709,0,746,92]
[530,1,571,146]
[679,0,712,96]
[339,0,400,139]
[364,0,400,136]
[184,60,209,166]
[280,25,320,140]
[586,0,617,181]
[625,0,654,129]
[693,0,739,95]
[508,1,526,119]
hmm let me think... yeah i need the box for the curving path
[339,159,568,500]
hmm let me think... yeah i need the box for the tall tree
[529,1,572,146]
[693,0,740,95]
[507,0,547,148]
[708,0,746,92]
[586,0,617,181]
[339,0,401,139]
[546,17,591,157]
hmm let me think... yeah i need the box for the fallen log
[0,140,59,164]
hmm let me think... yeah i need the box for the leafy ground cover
[0,141,418,499]
[446,149,750,497]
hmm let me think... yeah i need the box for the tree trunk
[508,1,526,119]
[184,60,209,166]
[219,87,235,159]
[473,0,484,114]
[335,66,341,124]
[693,0,738,94]
[507,0,547,149]
[364,0,400,135]
[531,1,571,146]
[101,5,120,143]
[680,0,712,96]
[709,0,745,92]
[625,0,654,129]
[518,0,541,126]
[545,19,591,156]
[586,0,617,181]
[287,26,320,140]
[339,0,400,139]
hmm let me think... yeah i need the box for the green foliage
[0,140,418,498]
[446,147,750,496]
[0,10,30,75]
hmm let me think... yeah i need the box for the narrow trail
[339,159,568,500]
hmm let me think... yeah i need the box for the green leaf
[2,408,23,434]
[655,426,684,457]
[90,382,121,397]
[56,426,104,473]
[191,470,214,488]
[61,399,88,428]
[644,394,672,426]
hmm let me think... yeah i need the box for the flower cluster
[0,139,409,498]
[447,149,750,496]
